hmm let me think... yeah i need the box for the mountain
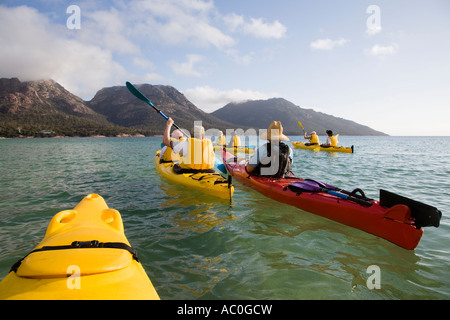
[0,78,386,138]
[0,78,241,137]
[87,84,241,134]
[211,98,387,136]
[0,78,97,116]
[0,78,137,137]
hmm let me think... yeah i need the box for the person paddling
[246,121,293,178]
[215,130,226,146]
[159,129,184,163]
[163,117,215,173]
[304,131,320,146]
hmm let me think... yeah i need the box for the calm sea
[0,136,449,299]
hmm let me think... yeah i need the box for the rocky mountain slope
[0,78,386,137]
[211,98,387,136]
[87,84,239,133]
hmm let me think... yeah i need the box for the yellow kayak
[0,194,160,300]
[291,142,354,153]
[213,145,254,154]
[155,151,234,199]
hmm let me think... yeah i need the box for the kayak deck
[0,194,160,300]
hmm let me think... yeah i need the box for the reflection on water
[1,136,449,299]
[159,183,236,235]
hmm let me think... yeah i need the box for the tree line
[0,113,159,137]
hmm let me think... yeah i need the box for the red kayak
[223,150,441,250]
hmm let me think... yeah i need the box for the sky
[0,0,449,136]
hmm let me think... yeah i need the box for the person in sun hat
[246,120,294,178]
[215,130,226,146]
[303,130,320,146]
[159,128,185,163]
[162,117,215,173]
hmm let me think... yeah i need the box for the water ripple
[0,136,449,299]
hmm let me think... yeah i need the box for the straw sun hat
[260,121,290,141]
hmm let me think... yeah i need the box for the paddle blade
[126,81,182,129]
[297,121,305,131]
[215,157,227,174]
[126,81,154,106]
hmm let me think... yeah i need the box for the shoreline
[0,133,151,139]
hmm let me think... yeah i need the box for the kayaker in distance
[215,130,226,146]
[246,120,293,178]
[321,130,339,147]
[159,129,184,163]
[163,117,215,173]
[304,130,320,146]
[227,135,241,148]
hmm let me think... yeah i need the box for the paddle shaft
[297,121,306,134]
[126,81,183,131]
[325,189,372,207]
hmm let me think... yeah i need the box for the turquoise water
[0,136,449,299]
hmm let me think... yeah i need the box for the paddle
[287,180,373,207]
[126,81,188,135]
[227,175,233,203]
[297,121,306,134]
[127,81,231,182]
[304,179,371,201]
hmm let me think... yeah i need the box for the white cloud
[132,0,235,49]
[0,2,288,99]
[0,5,163,99]
[223,13,244,31]
[310,38,349,50]
[365,44,398,56]
[80,7,140,55]
[170,54,206,77]
[366,25,382,36]
[224,13,287,39]
[184,86,277,112]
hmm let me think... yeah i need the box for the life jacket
[310,134,320,145]
[330,134,339,147]
[162,138,185,162]
[179,138,215,170]
[228,136,241,147]
[252,142,292,178]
